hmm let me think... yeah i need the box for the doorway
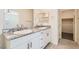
[62,18,74,41]
[59,9,75,42]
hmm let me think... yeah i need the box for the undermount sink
[37,27,47,30]
[4,34,18,39]
[13,29,32,35]
[32,27,47,32]
[4,29,32,39]
[39,27,47,29]
[35,25,49,30]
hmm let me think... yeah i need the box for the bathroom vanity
[3,26,51,49]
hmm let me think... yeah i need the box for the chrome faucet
[16,24,25,31]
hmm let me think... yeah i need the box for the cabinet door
[37,30,47,48]
[29,32,41,49]
[10,37,26,48]
[40,37,45,48]
[40,29,51,48]
[10,35,30,49]
[40,31,47,48]
[45,29,51,43]
[29,37,41,49]
[29,32,42,49]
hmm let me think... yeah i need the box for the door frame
[59,9,76,42]
[74,9,78,42]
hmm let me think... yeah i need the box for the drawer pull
[27,43,29,49]
[31,42,32,48]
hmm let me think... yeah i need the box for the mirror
[3,9,33,30]
[3,9,19,29]
[15,9,33,28]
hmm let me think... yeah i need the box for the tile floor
[46,39,79,49]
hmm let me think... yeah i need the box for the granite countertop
[3,26,51,40]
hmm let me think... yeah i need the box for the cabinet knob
[29,42,32,48]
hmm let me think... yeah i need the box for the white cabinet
[40,29,51,48]
[5,28,50,49]
[8,32,42,49]
[29,37,41,49]
[45,29,51,43]
[29,32,42,49]
[10,36,29,49]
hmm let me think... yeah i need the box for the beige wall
[60,10,74,18]
[62,19,73,33]
[16,9,33,28]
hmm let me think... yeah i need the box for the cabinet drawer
[29,32,42,38]
[11,43,27,49]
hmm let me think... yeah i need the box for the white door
[10,36,29,49]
